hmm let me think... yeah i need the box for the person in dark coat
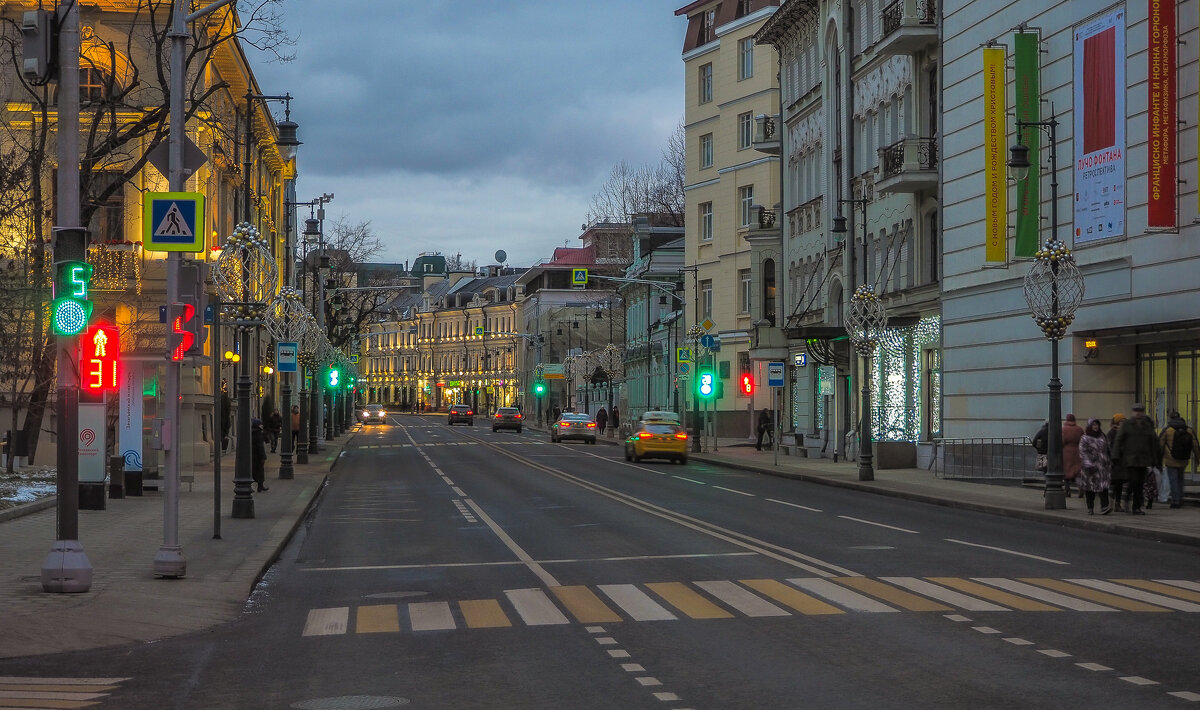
[1061,414,1083,497]
[251,419,268,492]
[291,405,301,447]
[611,407,620,433]
[596,407,608,435]
[1112,404,1159,514]
[1107,413,1127,510]
[1160,410,1199,508]
[756,408,772,451]
[220,391,232,452]
[267,409,283,453]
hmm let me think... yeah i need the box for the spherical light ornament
[1023,239,1085,341]
[265,287,311,341]
[846,284,887,355]
[212,222,279,319]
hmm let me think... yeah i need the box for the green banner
[1014,32,1040,257]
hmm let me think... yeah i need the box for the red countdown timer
[81,323,120,392]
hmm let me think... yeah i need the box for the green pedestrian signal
[696,370,718,399]
[327,367,340,389]
[533,380,547,397]
[52,261,94,336]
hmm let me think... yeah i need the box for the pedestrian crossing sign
[143,192,204,252]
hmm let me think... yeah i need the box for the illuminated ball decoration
[212,222,279,320]
[847,284,887,355]
[1023,239,1085,341]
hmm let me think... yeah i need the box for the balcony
[875,137,938,194]
[752,114,780,156]
[878,0,938,56]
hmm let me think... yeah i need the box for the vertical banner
[1073,9,1126,242]
[1147,0,1176,228]
[983,47,1008,263]
[119,366,143,472]
[1014,32,1041,256]
[79,402,107,483]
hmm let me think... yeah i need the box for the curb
[0,496,56,523]
[693,454,1200,549]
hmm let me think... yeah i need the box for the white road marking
[973,578,1115,611]
[622,664,646,672]
[1067,579,1200,611]
[1157,580,1200,593]
[1003,638,1034,646]
[880,577,1010,612]
[1119,676,1159,686]
[946,539,1069,565]
[504,588,570,625]
[787,578,898,613]
[1077,663,1112,671]
[0,689,111,700]
[408,602,456,631]
[465,499,560,587]
[1168,691,1200,701]
[452,486,467,496]
[694,580,789,617]
[672,476,706,485]
[302,607,348,636]
[1038,649,1072,658]
[653,692,681,701]
[712,485,755,497]
[766,498,822,512]
[608,650,631,658]
[598,584,678,621]
[944,614,972,622]
[837,515,919,534]
[972,626,1002,634]
[595,637,618,646]
[636,677,663,686]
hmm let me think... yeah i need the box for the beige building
[676,0,782,437]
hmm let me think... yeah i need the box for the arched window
[762,258,777,327]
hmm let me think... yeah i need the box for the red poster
[1147,0,1176,228]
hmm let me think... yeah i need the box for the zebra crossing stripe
[742,579,844,615]
[1114,579,1200,605]
[880,577,1009,612]
[644,582,734,619]
[409,601,456,631]
[356,604,400,633]
[1019,579,1171,612]
[790,577,900,613]
[1068,579,1200,612]
[505,589,570,625]
[833,577,953,612]
[975,578,1115,612]
[1153,579,1200,596]
[694,580,790,617]
[460,599,512,628]
[928,577,1059,611]
[601,584,681,621]
[552,586,623,624]
[303,607,349,636]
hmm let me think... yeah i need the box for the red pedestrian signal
[81,323,120,392]
[168,302,195,361]
[741,373,754,396]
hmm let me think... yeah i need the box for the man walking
[1159,410,1198,509]
[1112,403,1160,515]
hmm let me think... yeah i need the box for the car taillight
[638,432,653,439]
[587,422,596,428]
[467,411,473,416]
[515,414,523,419]
[674,432,688,440]
[495,413,502,418]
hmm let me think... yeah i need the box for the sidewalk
[0,438,346,659]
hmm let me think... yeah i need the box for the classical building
[754,0,942,464]
[941,0,1200,444]
[676,0,782,439]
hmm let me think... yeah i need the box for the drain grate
[291,696,409,709]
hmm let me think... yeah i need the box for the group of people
[1033,403,1197,515]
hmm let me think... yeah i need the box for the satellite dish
[494,249,507,264]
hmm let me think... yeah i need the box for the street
[1,414,1198,709]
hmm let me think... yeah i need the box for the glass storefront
[1139,346,1198,476]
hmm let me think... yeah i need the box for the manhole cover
[291,696,409,709]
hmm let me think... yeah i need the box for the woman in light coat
[1078,418,1113,515]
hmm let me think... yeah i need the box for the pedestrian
[553,405,561,422]
[1031,421,1049,473]
[756,408,772,451]
[220,391,232,453]
[1078,418,1113,515]
[1111,403,1160,515]
[1061,414,1083,497]
[251,418,268,492]
[611,406,620,434]
[1159,410,1197,509]
[267,409,283,453]
[1106,413,1126,510]
[291,404,301,447]
[596,407,608,435]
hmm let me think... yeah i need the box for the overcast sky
[249,0,686,269]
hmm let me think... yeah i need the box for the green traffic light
[533,381,546,397]
[51,261,93,336]
[697,371,716,398]
[328,369,340,388]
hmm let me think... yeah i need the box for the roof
[547,244,597,266]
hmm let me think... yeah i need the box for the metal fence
[931,437,1039,480]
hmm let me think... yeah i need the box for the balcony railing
[879,0,938,55]
[876,137,937,194]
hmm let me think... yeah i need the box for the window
[762,258,777,326]
[739,185,755,226]
[699,63,713,104]
[88,172,125,244]
[700,202,713,241]
[739,269,752,313]
[700,9,716,44]
[738,112,753,150]
[700,280,713,317]
[79,67,108,104]
[738,38,754,80]
[700,133,714,169]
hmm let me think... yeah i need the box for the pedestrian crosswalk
[0,676,131,708]
[301,577,1200,637]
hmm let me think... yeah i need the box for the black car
[492,407,523,433]
[447,404,474,426]
[360,404,388,425]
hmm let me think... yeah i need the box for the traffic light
[532,380,547,397]
[327,367,340,389]
[740,372,754,396]
[167,302,196,361]
[52,261,94,336]
[21,10,56,85]
[178,261,209,357]
[696,369,719,399]
[81,323,120,392]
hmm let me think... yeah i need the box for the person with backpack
[1160,410,1198,509]
[1112,403,1161,515]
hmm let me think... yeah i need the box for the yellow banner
[983,47,1007,263]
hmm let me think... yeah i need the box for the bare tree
[320,218,410,354]
[586,120,685,227]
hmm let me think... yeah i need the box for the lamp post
[832,198,881,481]
[1010,114,1085,510]
[265,288,309,479]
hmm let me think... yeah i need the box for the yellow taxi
[624,411,689,464]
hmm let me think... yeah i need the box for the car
[447,404,474,426]
[359,404,388,425]
[551,413,597,444]
[492,407,524,433]
[625,413,688,464]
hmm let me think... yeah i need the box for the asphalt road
[2,414,1198,709]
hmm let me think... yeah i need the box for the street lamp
[265,287,310,479]
[1010,113,1085,510]
[832,198,881,481]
